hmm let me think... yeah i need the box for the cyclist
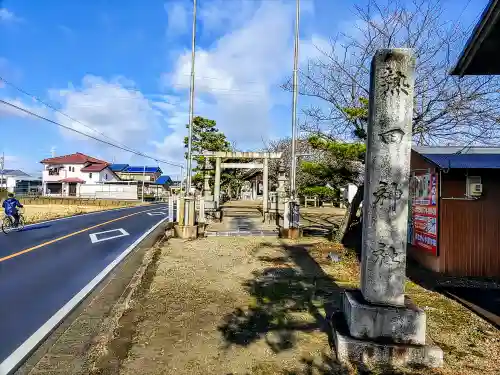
[2,193,23,227]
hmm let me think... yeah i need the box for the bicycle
[2,210,25,234]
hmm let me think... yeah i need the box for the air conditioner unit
[470,183,482,196]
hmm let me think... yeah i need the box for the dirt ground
[21,204,128,223]
[87,236,499,375]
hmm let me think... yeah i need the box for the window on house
[48,168,59,176]
[89,173,93,179]
[105,173,108,180]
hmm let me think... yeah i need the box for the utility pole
[142,165,146,203]
[186,0,197,195]
[289,0,300,231]
[290,0,300,197]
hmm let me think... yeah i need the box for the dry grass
[90,236,499,375]
[305,240,500,375]
[21,204,119,223]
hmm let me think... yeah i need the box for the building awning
[451,0,500,76]
[58,178,85,183]
[422,153,500,169]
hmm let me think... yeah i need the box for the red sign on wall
[410,173,438,256]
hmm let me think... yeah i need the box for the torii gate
[199,151,282,216]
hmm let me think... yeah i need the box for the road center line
[0,207,166,263]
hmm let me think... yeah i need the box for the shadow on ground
[218,240,353,374]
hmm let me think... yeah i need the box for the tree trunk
[333,184,364,243]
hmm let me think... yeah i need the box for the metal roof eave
[451,0,500,76]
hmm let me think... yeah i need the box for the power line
[0,76,147,153]
[0,76,184,167]
[0,99,184,167]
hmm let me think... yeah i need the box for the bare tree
[265,136,322,191]
[286,0,500,146]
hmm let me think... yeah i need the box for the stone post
[214,157,221,209]
[198,197,205,224]
[177,197,185,225]
[334,49,442,369]
[168,195,174,222]
[262,157,269,220]
[282,197,290,229]
[175,195,181,222]
[203,158,211,200]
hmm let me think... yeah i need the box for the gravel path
[119,237,336,375]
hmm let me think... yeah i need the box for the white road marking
[89,228,130,244]
[0,216,169,375]
[146,212,167,216]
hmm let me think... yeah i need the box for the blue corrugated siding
[422,153,500,169]
[109,164,129,172]
[124,166,162,173]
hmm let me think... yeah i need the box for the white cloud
[46,76,188,174]
[159,0,327,157]
[163,0,297,151]
[0,8,21,23]
[198,0,257,35]
[49,75,168,160]
[165,1,190,36]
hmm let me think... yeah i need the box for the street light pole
[186,0,197,195]
[290,0,300,198]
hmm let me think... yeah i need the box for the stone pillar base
[174,225,198,239]
[197,223,206,237]
[279,227,302,239]
[342,290,426,345]
[332,291,443,369]
[334,326,443,369]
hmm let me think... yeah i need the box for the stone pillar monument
[214,157,221,209]
[334,49,442,368]
[203,158,212,200]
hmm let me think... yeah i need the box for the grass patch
[20,203,135,224]
[300,240,500,375]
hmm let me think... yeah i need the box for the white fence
[79,184,138,200]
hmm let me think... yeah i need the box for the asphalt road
[0,204,169,372]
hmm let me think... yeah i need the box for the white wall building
[1,169,42,194]
[41,152,119,197]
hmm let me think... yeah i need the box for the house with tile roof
[40,152,119,196]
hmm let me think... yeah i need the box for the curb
[86,223,173,374]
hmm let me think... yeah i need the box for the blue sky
[0,0,490,176]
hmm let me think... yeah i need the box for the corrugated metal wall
[440,170,500,277]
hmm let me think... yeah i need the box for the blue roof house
[112,164,163,182]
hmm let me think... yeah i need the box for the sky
[0,0,490,177]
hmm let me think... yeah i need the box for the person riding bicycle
[2,193,23,227]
